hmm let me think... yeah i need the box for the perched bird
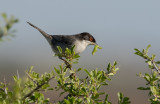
[27,22,97,61]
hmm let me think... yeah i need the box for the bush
[0,46,131,104]
[0,13,18,41]
[135,45,160,104]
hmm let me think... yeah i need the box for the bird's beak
[91,42,98,46]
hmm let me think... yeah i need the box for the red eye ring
[89,37,93,42]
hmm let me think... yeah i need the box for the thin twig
[61,58,72,70]
[3,76,7,94]
[17,70,19,79]
[60,57,77,80]
[25,72,37,84]
[153,94,160,102]
[152,60,160,74]
[22,76,54,100]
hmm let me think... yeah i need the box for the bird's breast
[74,40,90,54]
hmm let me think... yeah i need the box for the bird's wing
[51,35,76,46]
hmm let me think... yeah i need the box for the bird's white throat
[74,40,91,54]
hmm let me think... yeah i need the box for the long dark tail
[27,22,52,39]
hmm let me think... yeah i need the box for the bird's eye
[89,37,93,42]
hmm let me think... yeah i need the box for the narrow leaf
[92,45,102,55]
[84,69,91,77]
[57,46,62,53]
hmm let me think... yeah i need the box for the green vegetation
[0,13,18,41]
[135,45,160,103]
[0,46,130,104]
[92,45,102,55]
[0,44,159,104]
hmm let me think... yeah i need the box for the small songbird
[27,22,97,60]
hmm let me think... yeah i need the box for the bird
[27,22,97,64]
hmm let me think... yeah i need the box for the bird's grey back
[50,35,77,53]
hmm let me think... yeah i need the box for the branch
[153,94,160,102]
[22,75,54,100]
[59,57,72,70]
[3,76,7,94]
[25,72,37,84]
[152,60,160,74]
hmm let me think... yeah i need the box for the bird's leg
[59,57,71,69]
[59,57,76,80]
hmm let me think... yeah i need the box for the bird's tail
[27,22,52,40]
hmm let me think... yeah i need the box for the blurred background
[0,0,160,103]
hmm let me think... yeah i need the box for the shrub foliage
[0,46,131,104]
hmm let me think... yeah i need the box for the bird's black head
[78,32,96,44]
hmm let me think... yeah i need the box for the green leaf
[150,86,157,95]
[92,45,102,55]
[73,60,79,64]
[144,73,151,82]
[44,99,49,103]
[84,69,91,77]
[147,61,152,66]
[104,94,112,104]
[77,68,82,72]
[64,67,68,73]
[71,45,75,54]
[34,92,41,99]
[92,93,99,99]
[152,71,157,78]
[134,48,140,52]
[107,63,111,72]
[102,82,108,86]
[99,92,105,95]
[118,92,131,104]
[146,44,151,53]
[118,92,123,101]
[134,48,143,57]
[64,99,70,104]
[57,46,62,54]
[86,97,91,103]
[81,87,87,93]
[155,61,160,64]
[2,13,7,19]
[42,84,50,89]
[13,76,17,81]
[69,70,75,74]
[114,68,119,72]
[14,19,19,23]
[59,91,65,97]
[30,96,36,101]
[108,73,114,76]
[54,67,60,74]
[48,88,54,90]
[30,65,34,70]
[137,87,150,90]
[113,61,117,66]
[73,54,80,59]
[65,48,71,55]
[152,54,156,60]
